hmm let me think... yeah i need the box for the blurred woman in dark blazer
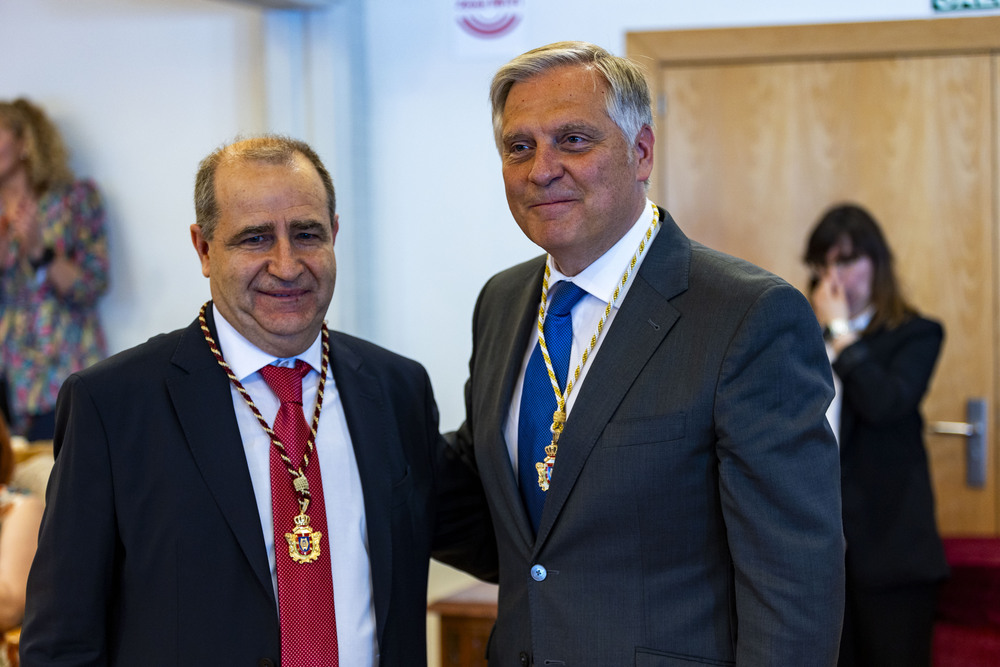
[805,203,948,667]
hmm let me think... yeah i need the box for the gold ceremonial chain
[198,302,329,516]
[534,203,660,491]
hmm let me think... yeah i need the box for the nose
[268,238,303,282]
[527,144,564,186]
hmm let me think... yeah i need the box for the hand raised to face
[6,194,42,259]
[809,267,850,325]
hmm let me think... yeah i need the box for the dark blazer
[834,315,948,587]
[21,308,496,666]
[456,209,845,666]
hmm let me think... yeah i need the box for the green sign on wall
[933,0,1000,11]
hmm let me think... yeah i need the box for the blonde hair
[0,98,74,195]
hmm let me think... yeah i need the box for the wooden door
[628,18,1000,536]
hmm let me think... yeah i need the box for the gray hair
[194,134,336,240]
[489,41,653,153]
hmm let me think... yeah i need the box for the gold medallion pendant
[535,442,558,491]
[285,512,323,564]
[536,408,566,491]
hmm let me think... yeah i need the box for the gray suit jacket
[456,209,845,666]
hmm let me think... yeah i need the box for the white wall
[1,0,268,349]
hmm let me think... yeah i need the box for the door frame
[626,16,1000,63]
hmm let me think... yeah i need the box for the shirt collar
[850,306,874,333]
[546,198,658,302]
[212,304,324,381]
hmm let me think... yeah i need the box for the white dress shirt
[213,306,378,666]
[825,307,873,446]
[504,200,660,473]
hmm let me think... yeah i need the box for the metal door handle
[929,421,975,437]
[927,398,987,488]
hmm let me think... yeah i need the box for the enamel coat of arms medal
[285,512,323,564]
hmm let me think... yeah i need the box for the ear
[633,125,655,183]
[190,224,211,278]
[331,213,339,245]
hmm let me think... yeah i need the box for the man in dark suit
[21,136,495,666]
[454,41,845,665]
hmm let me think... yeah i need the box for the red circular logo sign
[455,0,524,39]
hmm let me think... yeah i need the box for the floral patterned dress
[0,179,109,436]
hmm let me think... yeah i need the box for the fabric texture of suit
[21,307,496,667]
[455,208,845,666]
[834,315,948,587]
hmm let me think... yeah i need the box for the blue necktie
[518,280,588,532]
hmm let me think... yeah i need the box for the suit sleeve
[20,374,117,666]
[714,282,845,666]
[421,364,497,581]
[833,319,942,424]
[448,277,487,469]
[435,279,498,581]
[431,433,498,582]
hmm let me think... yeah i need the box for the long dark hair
[803,203,915,332]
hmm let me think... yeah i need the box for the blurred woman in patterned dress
[0,98,109,441]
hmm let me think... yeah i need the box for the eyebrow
[556,122,603,136]
[290,218,327,230]
[291,219,332,239]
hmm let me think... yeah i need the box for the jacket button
[258,660,275,667]
[519,651,530,666]
[530,564,547,581]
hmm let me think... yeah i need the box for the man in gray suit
[454,41,845,666]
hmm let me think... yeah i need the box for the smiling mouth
[531,198,575,208]
[260,288,309,299]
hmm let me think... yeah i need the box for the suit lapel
[167,312,275,603]
[533,211,691,549]
[327,334,393,647]
[478,260,548,548]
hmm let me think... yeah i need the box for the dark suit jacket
[455,209,845,666]
[21,308,496,666]
[834,315,949,587]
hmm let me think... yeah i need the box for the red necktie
[260,361,339,667]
